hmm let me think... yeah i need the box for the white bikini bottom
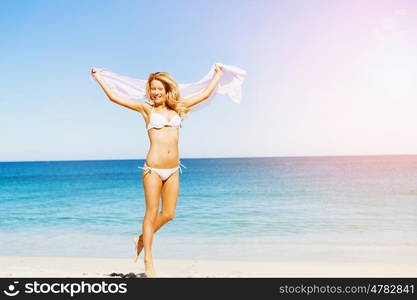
[138,161,186,181]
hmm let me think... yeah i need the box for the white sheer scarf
[90,62,246,112]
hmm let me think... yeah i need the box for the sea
[1,155,416,262]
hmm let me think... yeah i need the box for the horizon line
[1,153,417,163]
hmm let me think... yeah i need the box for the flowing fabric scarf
[90,63,246,112]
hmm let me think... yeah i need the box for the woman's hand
[91,68,101,78]
[214,63,223,76]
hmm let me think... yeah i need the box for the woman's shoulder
[142,101,154,111]
[137,101,153,121]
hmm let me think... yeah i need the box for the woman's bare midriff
[145,126,180,168]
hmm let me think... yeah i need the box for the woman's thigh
[142,170,163,213]
[161,170,179,215]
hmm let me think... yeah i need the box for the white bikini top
[147,106,182,131]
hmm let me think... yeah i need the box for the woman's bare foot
[133,235,143,262]
[144,259,156,278]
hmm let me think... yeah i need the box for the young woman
[91,64,223,277]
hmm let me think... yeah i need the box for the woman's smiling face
[150,79,167,105]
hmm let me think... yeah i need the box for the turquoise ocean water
[1,156,416,262]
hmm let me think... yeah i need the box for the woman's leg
[135,170,179,258]
[142,170,163,277]
[160,169,179,222]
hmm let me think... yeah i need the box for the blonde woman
[91,64,223,277]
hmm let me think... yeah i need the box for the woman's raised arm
[91,68,147,113]
[182,64,223,108]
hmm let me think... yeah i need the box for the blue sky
[1,0,417,161]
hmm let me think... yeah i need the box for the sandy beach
[1,256,416,278]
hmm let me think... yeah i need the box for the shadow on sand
[106,272,148,278]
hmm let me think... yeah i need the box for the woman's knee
[161,211,175,222]
[144,211,158,223]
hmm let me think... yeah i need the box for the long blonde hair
[145,72,190,118]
